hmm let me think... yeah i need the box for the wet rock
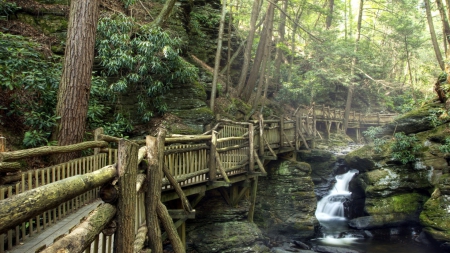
[291,240,310,250]
[255,160,318,241]
[420,193,450,243]
[314,245,361,253]
[349,213,418,229]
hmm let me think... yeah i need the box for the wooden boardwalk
[0,109,395,252]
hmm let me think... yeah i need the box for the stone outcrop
[254,160,318,241]
[344,102,450,247]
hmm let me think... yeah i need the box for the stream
[312,167,444,253]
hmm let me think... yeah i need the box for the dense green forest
[0,0,448,151]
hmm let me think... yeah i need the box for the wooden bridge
[0,108,396,253]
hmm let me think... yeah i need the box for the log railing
[0,115,314,253]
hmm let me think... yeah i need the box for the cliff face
[344,100,450,248]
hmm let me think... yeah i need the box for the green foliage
[425,108,449,127]
[0,32,61,147]
[0,0,20,20]
[363,126,387,153]
[439,137,450,153]
[390,132,422,164]
[121,0,136,8]
[103,114,133,138]
[95,14,198,120]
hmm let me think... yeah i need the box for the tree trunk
[273,0,287,91]
[343,0,363,132]
[53,0,100,163]
[151,0,176,27]
[425,0,445,70]
[241,0,277,102]
[326,0,335,29]
[236,0,262,94]
[40,204,116,253]
[210,0,227,111]
[436,0,450,52]
[288,5,304,83]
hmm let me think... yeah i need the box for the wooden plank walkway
[7,200,103,253]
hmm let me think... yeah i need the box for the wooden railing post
[0,136,5,152]
[209,131,217,181]
[259,114,264,157]
[248,124,254,173]
[146,130,165,253]
[313,104,317,137]
[94,128,104,155]
[114,139,138,253]
[279,117,284,148]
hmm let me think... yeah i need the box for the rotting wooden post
[156,201,185,253]
[209,131,217,182]
[279,117,284,148]
[114,139,138,253]
[145,130,164,253]
[248,176,258,223]
[249,123,254,173]
[94,128,104,155]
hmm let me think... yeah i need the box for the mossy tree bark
[53,0,100,163]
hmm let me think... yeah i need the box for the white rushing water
[315,169,359,221]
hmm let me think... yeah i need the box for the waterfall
[315,169,359,221]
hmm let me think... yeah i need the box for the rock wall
[344,101,450,249]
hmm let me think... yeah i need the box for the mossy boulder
[420,194,450,242]
[344,146,377,172]
[365,192,428,216]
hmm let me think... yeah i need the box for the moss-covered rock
[365,192,428,215]
[420,194,450,242]
[345,146,377,172]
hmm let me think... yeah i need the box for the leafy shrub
[363,126,387,153]
[95,14,198,121]
[390,132,422,164]
[0,0,20,20]
[440,137,450,153]
[0,33,61,147]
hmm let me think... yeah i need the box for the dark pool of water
[311,219,445,253]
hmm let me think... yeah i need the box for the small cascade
[315,169,359,221]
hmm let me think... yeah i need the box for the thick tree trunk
[0,165,116,234]
[236,0,262,94]
[53,0,100,163]
[436,0,450,52]
[40,204,116,253]
[210,0,227,110]
[425,0,445,70]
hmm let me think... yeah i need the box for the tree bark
[0,165,116,234]
[210,0,227,111]
[436,0,450,52]
[40,204,116,253]
[425,0,445,70]
[53,0,100,163]
[236,0,262,94]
